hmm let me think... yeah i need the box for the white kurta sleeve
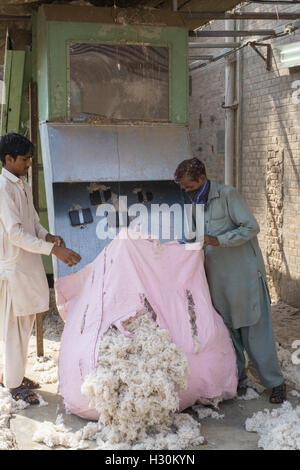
[33,209,49,241]
[0,189,54,256]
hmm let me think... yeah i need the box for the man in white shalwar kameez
[0,132,81,404]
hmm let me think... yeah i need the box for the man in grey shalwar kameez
[174,158,286,403]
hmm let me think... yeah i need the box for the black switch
[69,208,93,226]
[82,208,93,224]
[69,210,80,226]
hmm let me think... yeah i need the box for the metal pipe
[183,12,300,21]
[172,0,178,11]
[224,19,236,187]
[235,18,243,192]
[189,24,300,71]
[191,30,276,37]
[189,42,241,48]
[249,0,300,3]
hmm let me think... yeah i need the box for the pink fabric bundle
[55,232,238,420]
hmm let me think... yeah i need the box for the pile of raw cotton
[0,387,19,450]
[32,357,58,385]
[33,415,98,450]
[79,313,204,450]
[0,386,28,450]
[276,342,300,390]
[245,401,300,450]
[0,385,49,450]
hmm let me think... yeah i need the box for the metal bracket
[221,101,239,110]
[249,42,272,71]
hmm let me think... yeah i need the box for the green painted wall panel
[36,8,49,122]
[38,166,48,209]
[7,51,25,133]
[1,50,25,134]
[19,47,32,138]
[1,49,12,135]
[39,210,53,274]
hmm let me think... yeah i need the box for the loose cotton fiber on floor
[0,387,18,450]
[245,401,300,450]
[81,314,205,450]
[276,343,300,390]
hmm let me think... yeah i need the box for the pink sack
[55,232,238,420]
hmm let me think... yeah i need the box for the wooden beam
[189,42,241,48]
[183,12,300,21]
[6,51,25,133]
[0,5,33,16]
[190,30,276,37]
[0,49,12,135]
[29,80,44,358]
[0,15,30,21]
[35,314,44,358]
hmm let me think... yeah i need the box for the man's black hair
[174,157,206,183]
[0,132,34,167]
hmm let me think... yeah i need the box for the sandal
[1,377,40,389]
[21,377,40,390]
[11,386,40,406]
[269,382,286,404]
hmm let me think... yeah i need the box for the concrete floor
[2,299,300,450]
[9,382,99,450]
[9,380,300,450]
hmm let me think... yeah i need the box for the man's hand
[203,235,220,248]
[51,245,81,267]
[46,233,66,247]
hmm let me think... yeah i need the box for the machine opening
[69,43,169,121]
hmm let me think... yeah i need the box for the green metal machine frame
[1,4,190,274]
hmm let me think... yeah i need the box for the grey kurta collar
[207,180,221,205]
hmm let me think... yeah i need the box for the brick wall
[189,3,300,306]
